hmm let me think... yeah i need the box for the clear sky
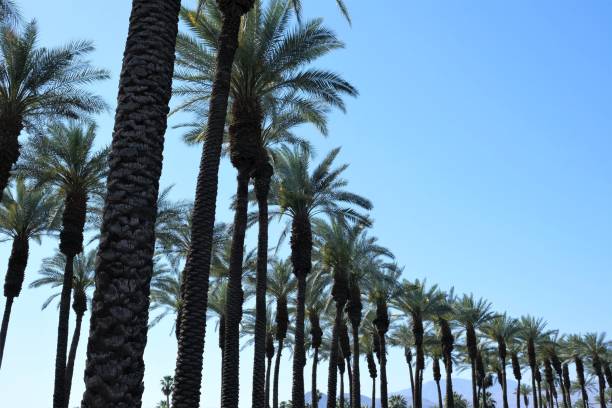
[1,1,611,407]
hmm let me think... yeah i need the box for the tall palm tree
[392,279,450,408]
[0,21,108,200]
[268,145,371,408]
[169,0,256,404]
[518,384,532,408]
[540,334,569,408]
[509,343,524,408]
[576,333,611,408]
[518,316,556,408]
[160,376,174,408]
[482,314,521,408]
[30,250,96,408]
[423,332,445,408]
[389,325,416,407]
[435,291,456,408]
[18,121,107,407]
[70,2,182,405]
[0,178,58,368]
[454,295,496,408]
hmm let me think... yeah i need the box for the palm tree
[509,344,524,408]
[30,250,95,408]
[268,145,371,408]
[389,325,416,407]
[388,395,408,408]
[169,0,256,403]
[518,316,556,408]
[0,21,108,200]
[482,314,521,408]
[518,384,532,408]
[423,333,445,408]
[150,262,184,339]
[540,334,569,408]
[454,295,496,408]
[18,121,107,407]
[160,376,174,408]
[0,1,20,27]
[362,328,378,408]
[435,292,456,408]
[576,333,610,408]
[392,279,450,408]
[0,178,58,368]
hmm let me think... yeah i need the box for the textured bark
[528,339,539,408]
[310,313,322,408]
[80,1,180,406]
[517,380,521,408]
[312,347,319,408]
[53,254,75,408]
[562,364,571,408]
[350,323,361,408]
[466,323,478,408]
[440,319,454,408]
[64,311,84,408]
[0,114,23,199]
[347,277,361,408]
[266,354,273,408]
[252,163,272,408]
[412,316,424,408]
[171,1,252,405]
[498,339,509,408]
[434,358,443,408]
[273,338,284,408]
[327,301,344,408]
[0,236,28,368]
[405,348,415,408]
[291,214,312,408]
[544,360,556,408]
[575,356,589,408]
[367,352,377,408]
[338,355,345,407]
[220,168,250,408]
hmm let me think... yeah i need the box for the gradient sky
[1,1,611,407]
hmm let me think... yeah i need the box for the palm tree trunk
[339,368,345,408]
[556,373,568,408]
[351,323,361,408]
[414,344,424,408]
[501,356,509,408]
[372,377,376,408]
[171,3,249,406]
[517,380,521,408]
[346,357,353,408]
[312,347,319,408]
[0,116,23,199]
[408,357,415,408]
[221,169,249,408]
[81,1,181,406]
[598,374,607,408]
[292,273,307,408]
[273,338,284,408]
[435,379,443,408]
[0,296,14,368]
[327,302,344,408]
[266,356,273,408]
[253,166,272,408]
[444,357,454,408]
[532,370,539,408]
[472,360,479,408]
[53,254,75,408]
[379,331,388,408]
[64,310,83,408]
[537,379,543,408]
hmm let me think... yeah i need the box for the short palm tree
[0,178,58,368]
[18,121,107,407]
[388,395,408,408]
[391,279,450,408]
[268,145,371,408]
[482,314,521,408]
[0,21,108,200]
[30,250,96,408]
[454,295,496,408]
[160,376,174,408]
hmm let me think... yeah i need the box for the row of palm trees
[0,2,609,408]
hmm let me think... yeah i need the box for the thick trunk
[0,115,23,199]
[598,374,607,408]
[531,372,539,408]
[79,1,180,407]
[501,355,509,408]
[266,356,273,408]
[312,347,319,408]
[64,311,84,408]
[444,356,454,408]
[537,379,543,408]
[221,169,249,408]
[252,166,271,408]
[53,254,75,408]
[351,323,361,408]
[472,360,479,408]
[171,3,248,407]
[0,296,13,368]
[327,302,344,408]
[292,274,307,408]
[379,332,388,408]
[273,338,284,408]
[414,343,424,408]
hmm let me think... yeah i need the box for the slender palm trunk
[472,361,479,408]
[339,367,345,407]
[444,358,454,408]
[81,1,180,407]
[407,357,415,407]
[64,311,83,408]
[517,380,521,408]
[537,379,543,408]
[0,296,14,368]
[501,356,509,408]
[327,302,344,408]
[435,378,443,408]
[252,167,271,408]
[172,3,249,406]
[414,343,424,408]
[351,324,361,408]
[597,374,607,408]
[53,254,75,408]
[266,356,273,408]
[556,372,568,408]
[312,347,319,408]
[273,338,284,408]
[0,116,23,199]
[378,332,388,408]
[221,169,249,408]
[371,377,376,408]
[292,274,307,408]
[346,357,353,408]
[531,371,539,408]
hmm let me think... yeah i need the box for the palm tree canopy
[391,278,451,322]
[0,21,108,130]
[0,177,59,242]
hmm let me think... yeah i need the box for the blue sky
[1,1,611,407]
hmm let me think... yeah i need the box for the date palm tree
[160,376,174,408]
[30,249,96,408]
[392,279,450,408]
[18,121,107,408]
[482,314,521,408]
[0,178,59,368]
[518,316,556,408]
[150,261,184,340]
[518,384,532,408]
[389,325,416,407]
[575,333,611,408]
[434,291,456,408]
[268,145,371,408]
[454,295,496,408]
[508,343,524,408]
[0,21,108,200]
